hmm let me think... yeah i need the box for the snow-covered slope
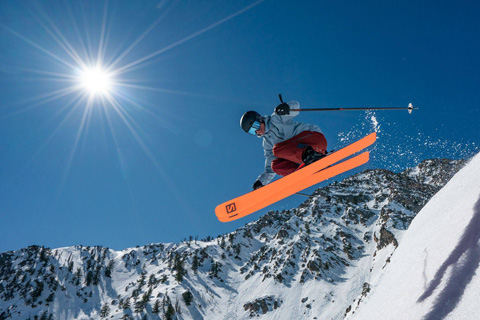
[0,158,467,320]
[350,153,480,320]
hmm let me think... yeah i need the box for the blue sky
[0,0,479,253]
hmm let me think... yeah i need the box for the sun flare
[79,66,113,96]
[3,0,265,183]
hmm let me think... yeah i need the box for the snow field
[352,152,480,320]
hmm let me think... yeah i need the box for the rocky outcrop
[243,296,282,317]
[374,226,399,250]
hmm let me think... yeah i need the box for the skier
[240,100,327,190]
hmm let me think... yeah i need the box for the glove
[253,180,263,190]
[275,103,290,115]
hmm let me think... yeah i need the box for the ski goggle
[248,121,261,135]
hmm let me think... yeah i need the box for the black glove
[253,180,263,190]
[275,103,290,115]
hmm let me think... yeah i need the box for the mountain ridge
[0,158,466,320]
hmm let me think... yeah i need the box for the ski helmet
[240,111,263,134]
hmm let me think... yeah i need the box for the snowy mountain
[348,153,480,320]
[0,158,468,320]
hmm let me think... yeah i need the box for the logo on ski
[226,203,237,214]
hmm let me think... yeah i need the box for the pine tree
[74,268,82,286]
[175,298,181,313]
[85,270,93,286]
[100,303,110,318]
[160,274,168,284]
[30,280,44,301]
[105,259,115,278]
[134,300,145,313]
[182,290,193,306]
[93,265,101,285]
[152,299,161,314]
[174,254,185,283]
[46,292,55,304]
[220,236,226,249]
[68,261,74,273]
[39,311,49,320]
[148,274,157,286]
[192,253,199,274]
[137,273,146,289]
[39,248,49,265]
[305,222,311,235]
[209,260,220,278]
[131,288,140,301]
[234,244,241,257]
[162,294,176,320]
[165,303,175,320]
[142,290,150,304]
[123,298,131,310]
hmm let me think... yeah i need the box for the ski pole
[278,94,417,114]
[290,104,416,114]
[295,192,313,197]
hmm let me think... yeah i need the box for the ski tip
[215,206,229,223]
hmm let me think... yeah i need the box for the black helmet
[240,111,263,134]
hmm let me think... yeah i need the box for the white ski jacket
[256,101,322,185]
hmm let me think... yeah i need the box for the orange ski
[215,132,376,222]
[241,152,370,218]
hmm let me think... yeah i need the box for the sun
[3,0,266,182]
[79,66,113,97]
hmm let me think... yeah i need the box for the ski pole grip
[278,94,284,104]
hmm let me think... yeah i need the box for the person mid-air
[240,100,327,190]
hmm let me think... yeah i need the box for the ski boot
[302,146,326,166]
